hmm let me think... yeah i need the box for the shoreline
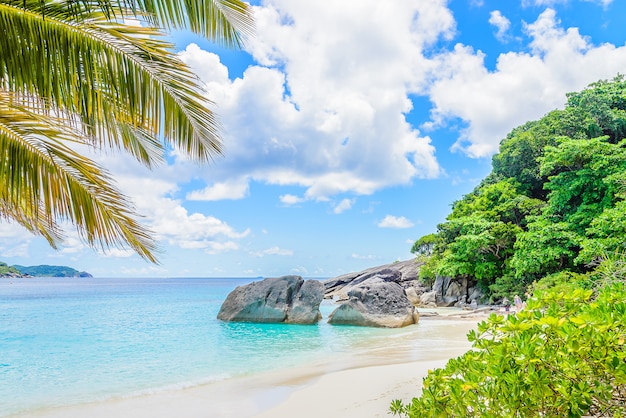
[11,316,482,418]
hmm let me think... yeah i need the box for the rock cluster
[217,275,324,324]
[217,260,486,328]
[418,276,484,308]
[324,259,485,309]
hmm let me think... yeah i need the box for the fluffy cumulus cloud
[489,10,511,41]
[178,0,626,194]
[378,215,415,229]
[426,8,626,157]
[92,153,251,256]
[186,178,250,201]
[136,189,250,254]
[179,0,455,201]
[279,194,305,205]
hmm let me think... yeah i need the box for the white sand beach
[15,316,483,418]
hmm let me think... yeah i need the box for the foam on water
[0,278,473,417]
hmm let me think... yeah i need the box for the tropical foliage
[416,76,626,299]
[0,0,253,261]
[391,259,626,417]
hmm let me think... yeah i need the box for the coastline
[13,316,482,418]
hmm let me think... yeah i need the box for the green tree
[411,233,438,256]
[0,0,253,261]
[438,216,521,289]
[539,136,626,234]
[420,77,626,296]
[432,180,542,292]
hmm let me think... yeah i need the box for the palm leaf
[0,0,253,262]
[0,95,158,262]
[0,4,223,163]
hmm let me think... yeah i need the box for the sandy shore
[14,316,483,418]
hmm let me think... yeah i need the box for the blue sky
[2,0,626,278]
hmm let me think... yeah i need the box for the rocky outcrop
[324,259,423,300]
[426,276,485,308]
[327,281,419,328]
[217,276,324,324]
[323,260,486,310]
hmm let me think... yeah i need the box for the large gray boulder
[327,281,419,328]
[217,276,324,324]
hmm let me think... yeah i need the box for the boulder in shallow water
[217,276,324,324]
[327,281,419,328]
[287,279,325,324]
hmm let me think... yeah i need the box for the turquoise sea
[0,277,471,417]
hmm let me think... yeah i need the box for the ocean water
[0,277,471,417]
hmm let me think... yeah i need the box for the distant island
[0,262,92,278]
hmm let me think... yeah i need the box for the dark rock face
[327,281,419,328]
[217,276,324,324]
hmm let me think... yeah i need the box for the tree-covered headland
[393,77,626,417]
[417,76,626,300]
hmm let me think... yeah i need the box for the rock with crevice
[327,281,419,328]
[217,276,324,324]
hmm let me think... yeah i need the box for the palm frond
[0,0,254,262]
[0,2,223,162]
[0,95,159,262]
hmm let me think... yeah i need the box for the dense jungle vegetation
[395,77,626,417]
[414,76,626,300]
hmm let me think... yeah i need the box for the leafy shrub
[391,282,626,417]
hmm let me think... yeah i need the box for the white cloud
[204,241,240,255]
[0,242,29,258]
[58,235,86,254]
[333,198,355,214]
[94,156,251,255]
[150,205,249,251]
[426,8,626,157]
[378,215,415,229]
[280,194,305,205]
[186,178,250,201]
[489,10,510,42]
[178,0,452,200]
[178,43,231,103]
[0,220,88,258]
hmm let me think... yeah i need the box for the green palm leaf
[0,0,253,262]
[0,97,158,261]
